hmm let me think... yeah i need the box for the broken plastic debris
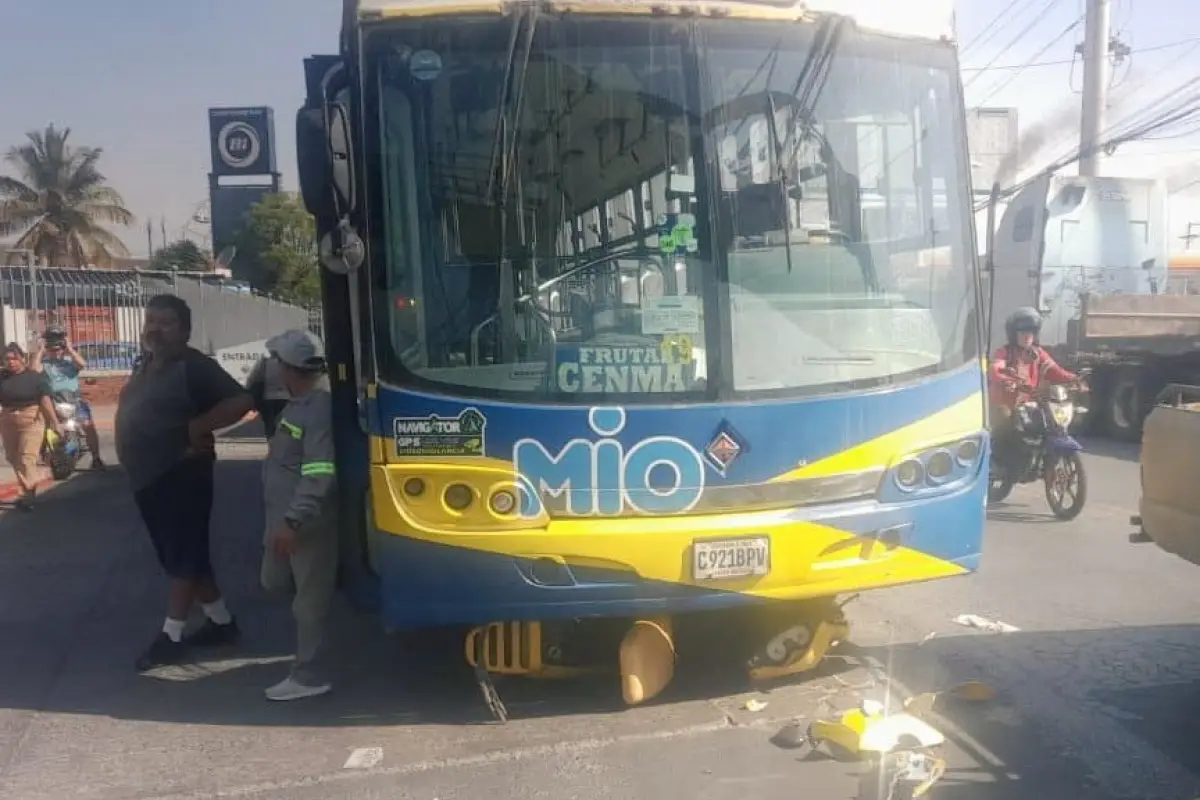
[769,720,809,749]
[901,682,996,719]
[953,613,1020,634]
[808,703,945,759]
[903,692,938,717]
[744,698,768,712]
[861,698,885,715]
[918,631,938,645]
[948,680,997,701]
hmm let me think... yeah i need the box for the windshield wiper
[768,15,847,275]
[486,8,539,363]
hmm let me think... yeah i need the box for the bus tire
[1104,368,1145,442]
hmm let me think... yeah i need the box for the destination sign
[556,345,696,394]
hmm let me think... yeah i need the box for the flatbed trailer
[1056,293,1200,440]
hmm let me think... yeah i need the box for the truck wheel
[1105,369,1145,441]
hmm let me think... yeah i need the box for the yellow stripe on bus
[365,394,983,596]
[771,392,985,483]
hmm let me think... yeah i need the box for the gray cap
[267,329,326,371]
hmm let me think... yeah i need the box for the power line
[963,0,1068,90]
[961,35,1200,71]
[961,0,1041,57]
[974,17,1083,106]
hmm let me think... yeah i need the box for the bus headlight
[895,460,924,490]
[489,489,517,515]
[926,450,954,482]
[403,477,426,497]
[444,483,474,511]
[955,438,981,465]
[884,435,986,499]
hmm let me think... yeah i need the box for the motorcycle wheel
[987,474,1015,505]
[49,451,74,481]
[1045,452,1087,521]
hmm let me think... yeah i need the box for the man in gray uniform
[259,329,339,701]
[245,340,291,438]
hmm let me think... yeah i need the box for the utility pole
[1078,0,1111,177]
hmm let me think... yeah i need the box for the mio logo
[513,407,705,517]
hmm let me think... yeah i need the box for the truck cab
[987,175,1177,439]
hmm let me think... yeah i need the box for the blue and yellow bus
[297,0,985,718]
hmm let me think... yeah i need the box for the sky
[2,0,1199,256]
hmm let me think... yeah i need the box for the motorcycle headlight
[54,402,75,420]
[1048,402,1073,426]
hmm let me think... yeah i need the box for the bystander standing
[115,294,254,672]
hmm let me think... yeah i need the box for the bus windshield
[370,14,976,403]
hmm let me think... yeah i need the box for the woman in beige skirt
[0,343,62,511]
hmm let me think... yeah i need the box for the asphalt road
[0,431,1197,800]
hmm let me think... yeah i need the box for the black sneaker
[184,617,241,648]
[136,633,187,672]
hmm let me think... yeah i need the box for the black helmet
[1004,307,1042,345]
[43,326,67,346]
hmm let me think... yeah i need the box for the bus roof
[352,0,955,41]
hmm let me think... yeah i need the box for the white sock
[202,599,232,625]
[162,618,186,642]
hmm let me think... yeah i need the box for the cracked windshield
[2,1,1200,799]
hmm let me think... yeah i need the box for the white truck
[986,174,1200,440]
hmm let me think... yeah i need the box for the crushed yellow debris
[899,680,995,720]
[807,700,945,759]
[903,692,938,717]
[949,680,997,701]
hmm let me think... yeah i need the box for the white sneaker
[264,676,332,701]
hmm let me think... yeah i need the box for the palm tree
[0,125,135,268]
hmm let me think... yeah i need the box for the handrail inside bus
[470,298,558,369]
[468,248,664,366]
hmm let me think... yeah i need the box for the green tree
[0,125,134,267]
[236,192,321,306]
[151,239,209,272]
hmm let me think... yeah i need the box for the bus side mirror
[296,99,364,275]
[295,99,357,220]
[296,107,335,220]
[328,101,356,215]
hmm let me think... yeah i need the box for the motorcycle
[988,367,1091,520]
[41,395,87,481]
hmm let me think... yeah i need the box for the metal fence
[0,267,316,374]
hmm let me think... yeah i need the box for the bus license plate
[692,537,770,581]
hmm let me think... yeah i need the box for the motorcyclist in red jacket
[989,307,1085,474]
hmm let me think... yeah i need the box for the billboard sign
[208,107,277,177]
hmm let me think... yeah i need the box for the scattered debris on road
[953,613,1020,633]
[343,747,384,770]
